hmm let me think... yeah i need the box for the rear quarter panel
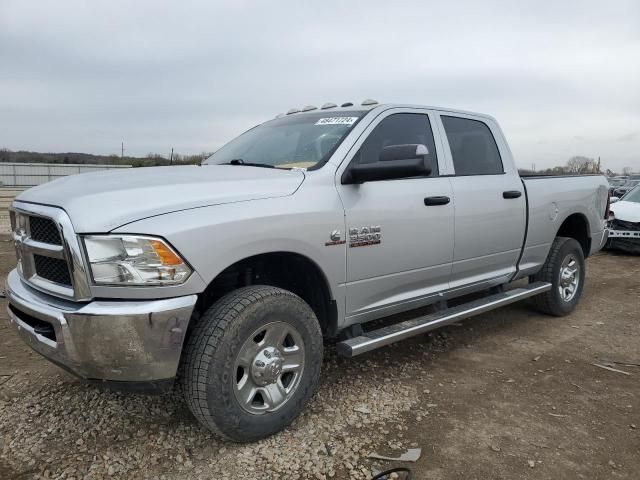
[517,175,608,277]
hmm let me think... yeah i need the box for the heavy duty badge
[325,230,346,246]
[349,225,382,247]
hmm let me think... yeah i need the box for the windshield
[622,179,640,188]
[622,185,640,202]
[203,111,366,169]
[608,178,626,186]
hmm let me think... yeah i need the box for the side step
[336,281,551,358]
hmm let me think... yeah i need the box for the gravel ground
[1,237,639,479]
[0,353,424,479]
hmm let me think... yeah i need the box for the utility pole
[121,142,124,160]
[170,148,174,165]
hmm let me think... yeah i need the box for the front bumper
[607,229,640,254]
[5,269,197,385]
[608,229,640,240]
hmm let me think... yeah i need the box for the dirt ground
[0,236,638,479]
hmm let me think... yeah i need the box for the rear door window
[441,116,503,175]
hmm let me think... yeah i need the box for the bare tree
[565,156,598,174]
[623,166,633,175]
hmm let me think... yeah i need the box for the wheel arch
[193,251,338,337]
[555,212,591,257]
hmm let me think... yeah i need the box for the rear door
[336,109,455,323]
[435,113,526,288]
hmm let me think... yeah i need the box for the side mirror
[379,144,429,162]
[610,196,620,204]
[344,144,431,184]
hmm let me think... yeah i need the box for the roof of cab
[277,101,496,122]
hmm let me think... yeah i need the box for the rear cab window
[441,116,503,175]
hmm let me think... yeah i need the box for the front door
[336,109,455,324]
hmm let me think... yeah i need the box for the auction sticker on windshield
[315,117,358,126]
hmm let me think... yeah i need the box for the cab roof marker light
[275,113,284,118]
[321,103,337,109]
[341,102,354,107]
[301,105,318,112]
[361,98,379,106]
[286,108,300,115]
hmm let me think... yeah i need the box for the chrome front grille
[10,202,91,301]
[29,216,62,245]
[34,254,72,286]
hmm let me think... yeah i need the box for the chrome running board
[336,281,551,358]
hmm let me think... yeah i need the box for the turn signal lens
[150,239,183,265]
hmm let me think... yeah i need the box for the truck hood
[16,165,305,232]
[612,200,640,223]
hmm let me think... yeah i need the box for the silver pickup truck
[6,101,610,441]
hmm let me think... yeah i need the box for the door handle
[503,190,522,199]
[424,196,450,206]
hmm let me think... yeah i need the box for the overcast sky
[1,0,639,171]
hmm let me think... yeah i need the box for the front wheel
[181,286,323,442]
[530,236,586,316]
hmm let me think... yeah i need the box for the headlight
[83,235,191,286]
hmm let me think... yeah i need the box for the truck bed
[516,174,609,279]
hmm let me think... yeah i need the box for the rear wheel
[530,236,585,316]
[181,285,323,442]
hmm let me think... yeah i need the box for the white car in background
[608,185,640,254]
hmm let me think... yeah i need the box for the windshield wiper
[225,159,275,169]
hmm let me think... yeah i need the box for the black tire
[530,236,585,316]
[181,285,323,442]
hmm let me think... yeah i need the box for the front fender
[113,193,347,313]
